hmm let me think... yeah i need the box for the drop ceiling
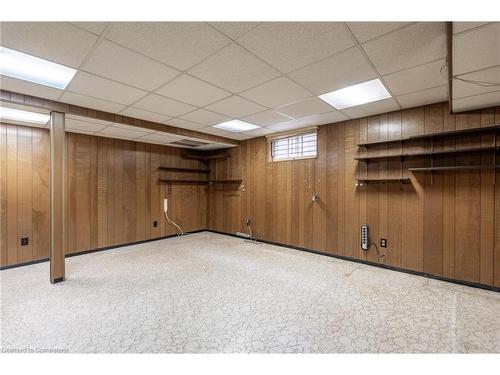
[0,21,495,142]
[451,22,500,112]
[0,102,235,150]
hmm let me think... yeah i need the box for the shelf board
[354,146,499,161]
[409,165,500,172]
[158,167,210,173]
[158,179,209,185]
[209,179,243,184]
[356,177,410,183]
[357,124,500,147]
[158,178,243,185]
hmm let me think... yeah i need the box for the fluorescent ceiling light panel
[318,78,391,110]
[0,106,50,124]
[0,46,77,89]
[212,119,260,133]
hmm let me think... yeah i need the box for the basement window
[269,128,318,162]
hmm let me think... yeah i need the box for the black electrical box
[153,221,158,227]
[21,237,29,246]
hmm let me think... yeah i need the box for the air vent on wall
[169,139,210,147]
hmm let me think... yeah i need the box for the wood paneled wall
[0,123,206,267]
[207,102,500,287]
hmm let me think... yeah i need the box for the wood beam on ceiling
[0,89,239,146]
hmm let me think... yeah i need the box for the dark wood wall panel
[0,124,207,267]
[207,102,500,288]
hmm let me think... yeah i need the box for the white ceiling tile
[296,111,349,126]
[267,120,308,132]
[156,74,231,107]
[60,92,126,113]
[168,118,206,130]
[396,86,448,109]
[83,40,180,91]
[205,96,266,118]
[105,22,231,70]
[96,125,149,139]
[238,22,355,73]
[240,110,292,127]
[453,23,500,75]
[452,22,490,34]
[362,22,446,75]
[188,43,281,93]
[341,98,400,118]
[179,109,230,126]
[242,127,276,137]
[134,93,196,117]
[208,22,260,39]
[70,22,108,35]
[453,65,500,99]
[137,132,181,145]
[67,71,147,105]
[288,47,377,95]
[240,76,312,107]
[0,75,62,100]
[347,22,412,43]
[276,97,333,119]
[119,107,172,124]
[0,22,98,68]
[227,133,256,140]
[452,90,500,112]
[65,118,109,133]
[382,59,447,96]
[198,126,238,139]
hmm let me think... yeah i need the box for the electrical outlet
[380,238,387,248]
[153,221,158,227]
[20,237,29,246]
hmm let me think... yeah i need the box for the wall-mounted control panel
[361,224,369,250]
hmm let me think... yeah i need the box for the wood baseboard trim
[0,230,205,271]
[205,229,500,294]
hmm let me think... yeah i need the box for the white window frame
[267,127,318,162]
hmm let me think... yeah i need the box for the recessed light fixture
[318,78,391,110]
[212,120,260,133]
[0,106,50,125]
[0,46,77,89]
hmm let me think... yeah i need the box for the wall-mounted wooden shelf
[158,166,210,173]
[209,179,243,184]
[158,179,209,185]
[158,178,243,185]
[356,177,411,184]
[409,165,500,172]
[354,146,499,161]
[357,124,500,147]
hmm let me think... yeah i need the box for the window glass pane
[271,131,317,161]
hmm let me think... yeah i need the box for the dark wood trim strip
[445,21,454,113]
[0,230,206,271]
[205,230,500,294]
[0,89,239,146]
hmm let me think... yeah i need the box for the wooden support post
[50,111,65,283]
